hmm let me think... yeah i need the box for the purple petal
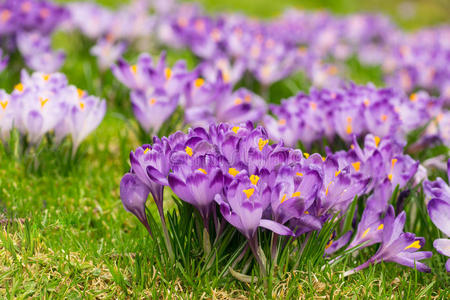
[427,198,450,236]
[259,219,293,236]
[433,239,450,257]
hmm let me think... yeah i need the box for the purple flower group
[0,70,106,153]
[0,0,68,72]
[112,53,267,135]
[265,83,445,147]
[120,122,432,275]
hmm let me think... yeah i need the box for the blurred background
[56,0,449,29]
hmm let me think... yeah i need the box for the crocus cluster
[0,70,106,153]
[112,53,267,134]
[120,122,432,275]
[264,83,445,148]
[154,3,450,99]
[0,0,68,72]
[423,159,450,272]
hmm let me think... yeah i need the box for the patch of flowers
[0,0,68,72]
[0,70,106,155]
[120,122,437,277]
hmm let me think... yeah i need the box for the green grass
[1,0,449,298]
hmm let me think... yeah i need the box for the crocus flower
[168,154,224,226]
[91,38,127,71]
[129,140,172,217]
[0,90,14,140]
[344,206,432,276]
[427,198,450,272]
[130,89,179,134]
[215,176,293,240]
[120,173,153,236]
[271,165,322,224]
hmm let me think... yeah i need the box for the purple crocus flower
[316,156,369,215]
[168,154,224,226]
[346,179,392,250]
[215,176,293,240]
[427,198,450,272]
[215,88,267,125]
[120,173,153,236]
[130,89,179,134]
[271,165,322,224]
[129,140,172,217]
[90,38,127,71]
[0,90,15,140]
[112,53,154,91]
[344,206,432,276]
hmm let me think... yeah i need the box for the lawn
[0,0,449,298]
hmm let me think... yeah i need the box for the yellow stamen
[232,126,240,134]
[404,240,421,250]
[280,194,287,204]
[197,168,207,174]
[244,95,251,103]
[346,124,352,135]
[164,68,172,80]
[296,172,303,177]
[258,138,269,151]
[185,146,193,157]
[327,65,338,75]
[39,8,50,18]
[325,239,333,250]
[222,72,230,83]
[77,88,84,99]
[228,168,239,177]
[292,191,301,197]
[391,158,398,168]
[21,2,31,12]
[144,148,150,154]
[304,211,309,214]
[362,228,371,238]
[130,64,137,74]
[194,78,204,88]
[309,102,317,110]
[15,83,24,92]
[335,170,341,177]
[250,175,260,186]
[409,93,417,102]
[79,102,85,110]
[350,144,355,149]
[352,162,361,172]
[0,101,8,110]
[374,136,381,148]
[43,74,50,81]
[377,224,384,230]
[278,118,287,126]
[1,10,12,23]
[234,98,243,105]
[325,182,332,196]
[40,97,49,107]
[149,98,157,105]
[388,174,393,181]
[322,156,326,161]
[381,114,388,122]
[363,98,370,106]
[243,188,255,199]
[303,153,310,159]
